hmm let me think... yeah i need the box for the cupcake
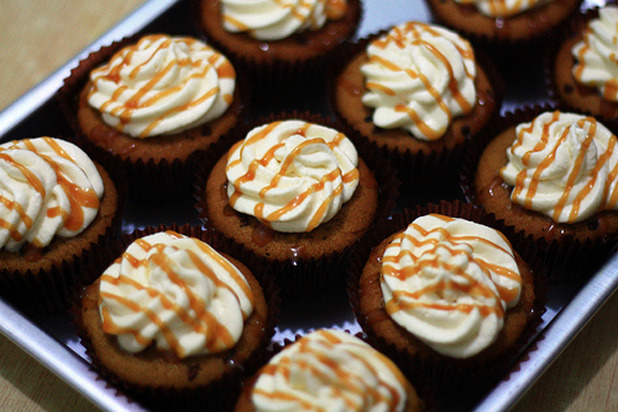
[60,34,241,199]
[333,21,501,183]
[234,329,424,411]
[0,137,121,314]
[464,109,618,278]
[352,207,541,388]
[195,0,361,89]
[549,4,618,129]
[196,116,389,291]
[425,0,582,45]
[77,229,274,409]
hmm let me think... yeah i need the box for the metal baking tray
[0,0,616,410]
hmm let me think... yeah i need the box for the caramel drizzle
[382,214,521,319]
[367,22,475,140]
[254,330,403,409]
[0,137,100,245]
[226,122,358,231]
[508,112,617,222]
[574,20,618,101]
[89,35,234,137]
[224,0,347,31]
[100,231,253,357]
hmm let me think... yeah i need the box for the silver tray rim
[0,0,616,411]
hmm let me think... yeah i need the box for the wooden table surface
[0,1,616,411]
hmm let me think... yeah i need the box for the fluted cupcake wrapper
[347,200,546,398]
[460,104,618,281]
[72,223,280,411]
[328,28,504,195]
[545,1,618,135]
[0,156,126,315]
[194,110,399,294]
[56,32,245,201]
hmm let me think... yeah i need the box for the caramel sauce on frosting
[501,111,618,223]
[361,22,477,141]
[221,0,347,41]
[98,231,254,358]
[380,214,522,358]
[225,120,359,233]
[87,34,235,138]
[0,137,103,252]
[572,6,618,102]
[251,329,409,411]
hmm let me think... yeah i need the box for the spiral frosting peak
[87,34,235,138]
[361,22,476,141]
[0,137,103,252]
[225,120,360,233]
[380,214,522,358]
[251,329,409,411]
[221,0,347,41]
[500,111,618,223]
[98,231,254,358]
[572,5,618,102]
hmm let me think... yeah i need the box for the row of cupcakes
[54,1,618,199]
[68,201,542,410]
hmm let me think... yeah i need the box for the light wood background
[0,1,616,411]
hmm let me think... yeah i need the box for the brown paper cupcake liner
[194,111,399,293]
[0,156,126,315]
[460,104,618,281]
[425,0,583,61]
[56,32,245,201]
[347,200,546,395]
[328,29,504,194]
[72,223,280,412]
[192,0,362,97]
[545,2,618,135]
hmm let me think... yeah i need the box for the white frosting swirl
[361,22,477,141]
[572,5,618,102]
[452,0,548,18]
[87,34,235,138]
[0,137,103,252]
[381,214,522,358]
[221,0,347,41]
[98,231,254,358]
[226,120,359,233]
[500,111,618,223]
[251,329,409,411]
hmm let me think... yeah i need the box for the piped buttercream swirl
[98,231,254,358]
[221,0,347,41]
[572,5,618,102]
[500,111,618,223]
[0,137,103,252]
[87,34,235,138]
[380,214,522,358]
[225,120,359,233]
[251,329,409,411]
[361,22,476,141]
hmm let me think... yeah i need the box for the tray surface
[0,0,616,411]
